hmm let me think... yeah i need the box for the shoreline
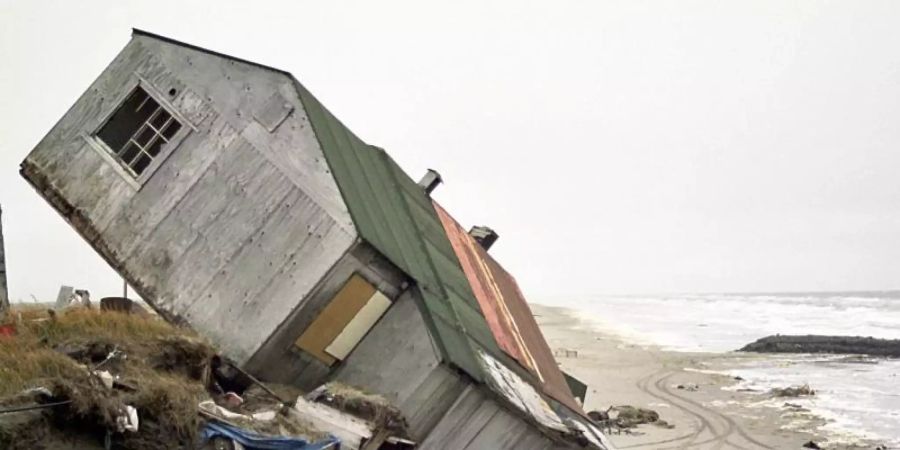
[531,304,884,449]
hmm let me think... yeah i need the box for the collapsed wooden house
[20,29,611,450]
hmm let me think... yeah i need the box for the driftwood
[739,335,900,357]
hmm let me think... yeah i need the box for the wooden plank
[442,399,499,450]
[464,409,528,450]
[418,386,484,450]
[292,397,370,450]
[403,366,467,439]
[241,110,352,234]
[295,274,376,365]
[325,290,391,360]
[333,289,439,407]
[103,117,234,260]
[182,188,348,361]
[157,141,291,311]
[236,216,355,371]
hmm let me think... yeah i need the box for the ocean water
[548,291,900,446]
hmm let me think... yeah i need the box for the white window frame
[83,75,196,189]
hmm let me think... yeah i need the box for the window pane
[151,110,170,130]
[135,125,156,146]
[97,87,156,152]
[145,136,164,157]
[131,153,152,175]
[137,95,159,114]
[119,142,141,165]
[96,85,184,180]
[161,121,182,140]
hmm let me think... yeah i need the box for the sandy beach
[532,304,882,450]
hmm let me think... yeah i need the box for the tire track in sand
[620,369,773,450]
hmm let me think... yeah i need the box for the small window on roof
[96,86,182,177]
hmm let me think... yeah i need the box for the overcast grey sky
[1,0,898,302]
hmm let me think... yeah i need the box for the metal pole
[0,204,10,316]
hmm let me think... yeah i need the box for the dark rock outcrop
[738,335,900,357]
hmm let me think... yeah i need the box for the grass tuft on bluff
[0,306,215,449]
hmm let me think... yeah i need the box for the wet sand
[532,304,877,450]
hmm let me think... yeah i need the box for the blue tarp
[200,421,341,450]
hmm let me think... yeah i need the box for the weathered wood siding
[20,34,355,364]
[332,287,473,440]
[244,242,407,390]
[420,385,566,450]
[335,295,581,448]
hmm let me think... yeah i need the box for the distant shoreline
[531,303,887,449]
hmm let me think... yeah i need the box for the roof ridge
[131,28,293,77]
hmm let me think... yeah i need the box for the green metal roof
[295,82,509,382]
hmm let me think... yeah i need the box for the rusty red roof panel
[433,203,583,413]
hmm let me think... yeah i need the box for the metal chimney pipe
[469,226,499,251]
[418,169,442,195]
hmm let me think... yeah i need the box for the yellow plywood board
[295,274,376,365]
[325,291,391,360]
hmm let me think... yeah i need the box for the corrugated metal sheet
[434,203,584,414]
[484,255,586,414]
[435,204,536,373]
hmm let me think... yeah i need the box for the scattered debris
[100,297,148,316]
[587,407,612,423]
[676,383,700,391]
[116,404,139,432]
[782,402,808,411]
[770,384,815,398]
[613,405,660,428]
[200,420,340,450]
[0,307,422,449]
[307,382,407,436]
[54,285,74,309]
[222,392,244,409]
[554,348,579,358]
[0,323,15,337]
[0,307,223,449]
[802,440,822,449]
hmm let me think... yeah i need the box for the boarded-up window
[96,86,182,177]
[295,274,392,365]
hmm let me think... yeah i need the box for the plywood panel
[295,274,375,365]
[325,290,390,360]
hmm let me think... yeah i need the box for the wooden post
[360,427,390,450]
[0,204,9,317]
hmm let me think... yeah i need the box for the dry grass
[0,307,215,449]
[318,382,408,435]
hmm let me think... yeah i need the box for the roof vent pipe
[418,169,442,195]
[469,226,499,251]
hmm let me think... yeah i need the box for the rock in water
[770,384,815,397]
[738,335,900,357]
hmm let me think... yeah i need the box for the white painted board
[325,291,391,360]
